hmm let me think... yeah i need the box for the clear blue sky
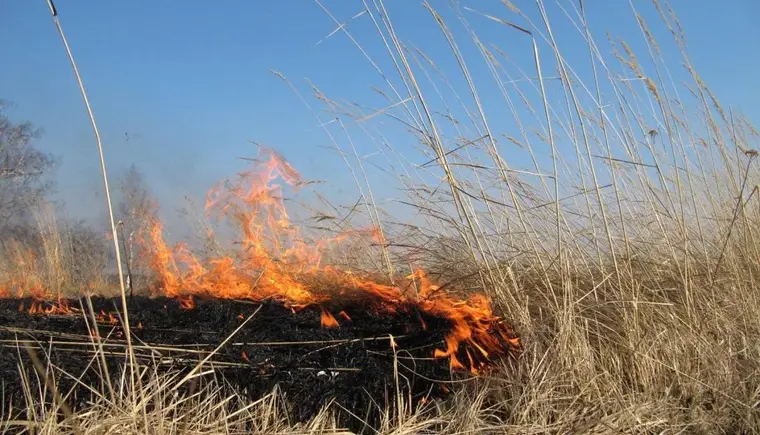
[1,1,758,232]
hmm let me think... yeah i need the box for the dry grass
[3,0,760,433]
[0,202,112,299]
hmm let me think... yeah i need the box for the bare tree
[0,100,56,234]
[117,164,158,292]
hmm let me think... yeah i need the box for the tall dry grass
[0,202,112,299]
[3,0,760,433]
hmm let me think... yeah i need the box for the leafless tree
[0,100,56,235]
[117,164,158,292]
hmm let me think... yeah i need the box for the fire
[20,300,126,326]
[136,147,521,373]
[320,309,340,328]
[25,298,77,316]
[178,295,195,310]
[96,310,119,325]
[0,244,49,300]
[2,244,78,315]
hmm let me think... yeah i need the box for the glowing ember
[137,147,522,372]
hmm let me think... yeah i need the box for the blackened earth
[0,296,478,432]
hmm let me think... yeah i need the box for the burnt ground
[0,295,493,432]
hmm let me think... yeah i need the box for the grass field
[1,1,759,433]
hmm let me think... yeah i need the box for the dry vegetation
[2,0,760,433]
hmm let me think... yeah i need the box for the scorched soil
[0,296,491,432]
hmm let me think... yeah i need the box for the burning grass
[139,148,521,374]
[2,0,760,434]
[0,149,521,432]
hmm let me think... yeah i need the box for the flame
[26,298,77,316]
[178,295,195,310]
[142,149,349,307]
[96,310,119,325]
[2,243,72,307]
[320,309,340,328]
[135,148,521,372]
[0,147,520,373]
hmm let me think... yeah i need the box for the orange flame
[178,295,195,310]
[131,147,521,372]
[0,148,521,373]
[95,310,119,325]
[320,309,340,328]
[26,298,77,316]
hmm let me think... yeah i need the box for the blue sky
[1,1,758,234]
